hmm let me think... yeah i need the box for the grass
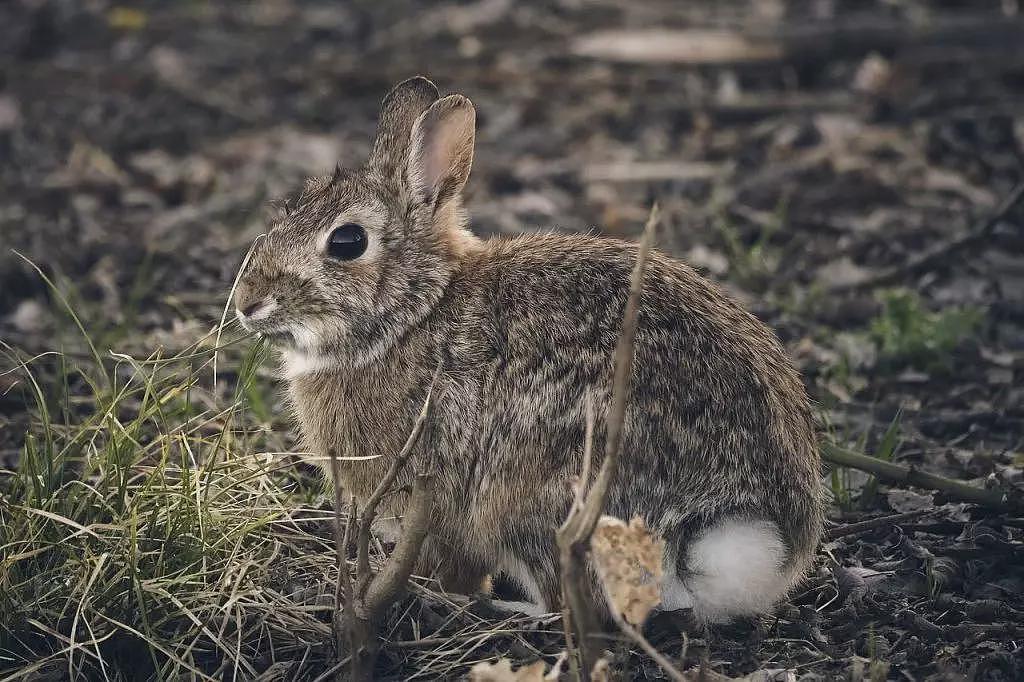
[825,410,903,511]
[0,268,558,680]
[0,258,352,680]
[712,196,788,290]
[869,289,983,373]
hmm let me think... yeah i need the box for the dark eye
[327,223,367,260]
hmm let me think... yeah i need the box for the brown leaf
[590,657,612,682]
[590,515,664,625]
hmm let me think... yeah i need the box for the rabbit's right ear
[368,77,440,184]
[406,94,476,213]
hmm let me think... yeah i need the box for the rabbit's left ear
[407,94,476,212]
[368,77,440,184]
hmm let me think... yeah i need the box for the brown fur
[234,77,824,617]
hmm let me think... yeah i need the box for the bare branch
[364,454,436,615]
[339,365,443,681]
[556,205,660,680]
[823,441,1021,512]
[610,610,687,682]
[571,394,597,514]
[356,365,442,591]
[339,495,356,609]
[824,509,932,540]
[329,449,349,661]
[574,203,659,540]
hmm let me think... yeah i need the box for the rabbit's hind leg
[661,517,791,624]
[488,550,564,618]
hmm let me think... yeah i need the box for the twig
[340,366,442,681]
[824,509,932,540]
[363,449,436,615]
[577,203,659,540]
[336,494,356,669]
[571,396,597,514]
[556,205,659,680]
[328,447,349,666]
[610,611,687,682]
[822,441,1021,512]
[829,181,1024,292]
[355,364,441,596]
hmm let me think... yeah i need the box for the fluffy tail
[659,518,797,623]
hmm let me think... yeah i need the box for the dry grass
[0,272,563,680]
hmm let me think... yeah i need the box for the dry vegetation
[3,0,1024,680]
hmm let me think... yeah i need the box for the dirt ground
[2,0,1023,680]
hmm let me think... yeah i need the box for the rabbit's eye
[327,223,368,260]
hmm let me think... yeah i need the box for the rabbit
[233,76,824,624]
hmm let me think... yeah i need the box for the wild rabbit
[234,76,823,623]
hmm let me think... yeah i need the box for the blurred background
[6,0,1024,446]
[1,0,1023,677]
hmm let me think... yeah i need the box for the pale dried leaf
[590,657,612,682]
[572,30,782,64]
[590,515,664,625]
[469,658,546,682]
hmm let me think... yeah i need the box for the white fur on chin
[280,348,340,379]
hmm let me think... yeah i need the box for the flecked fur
[234,77,824,622]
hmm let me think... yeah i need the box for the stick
[576,203,659,539]
[363,451,436,615]
[822,441,1020,512]
[824,510,932,540]
[341,367,441,682]
[828,181,1024,293]
[355,365,440,596]
[610,611,687,682]
[556,205,659,680]
[329,450,349,665]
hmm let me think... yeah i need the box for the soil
[2,0,1023,680]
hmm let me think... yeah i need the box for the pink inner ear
[417,110,472,196]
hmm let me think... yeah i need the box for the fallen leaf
[590,516,664,625]
[590,657,612,682]
[886,489,934,513]
[572,30,782,64]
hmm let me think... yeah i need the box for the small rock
[685,244,729,276]
[0,95,21,131]
[853,53,893,96]
[9,299,49,334]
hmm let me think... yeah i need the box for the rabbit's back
[442,233,822,566]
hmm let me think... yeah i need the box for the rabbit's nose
[235,283,265,318]
[241,300,264,317]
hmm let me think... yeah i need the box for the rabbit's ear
[407,94,475,211]
[368,77,440,181]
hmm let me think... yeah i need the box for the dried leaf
[590,515,664,625]
[469,659,546,682]
[573,30,782,64]
[886,489,934,513]
[590,657,612,682]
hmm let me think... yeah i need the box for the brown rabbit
[233,76,824,623]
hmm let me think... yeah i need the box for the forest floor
[1,1,1023,680]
